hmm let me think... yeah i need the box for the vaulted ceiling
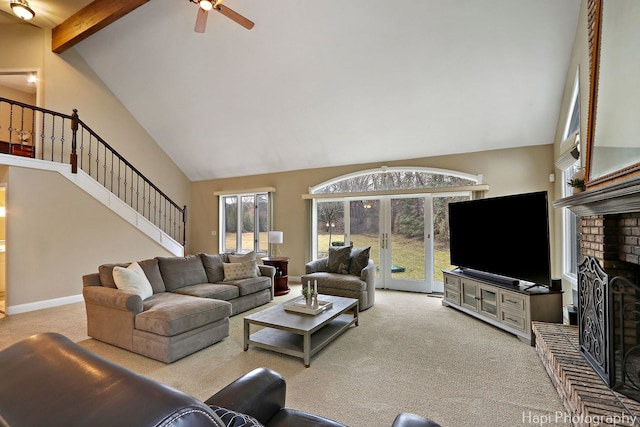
[1,0,581,181]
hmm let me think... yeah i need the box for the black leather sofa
[0,333,440,427]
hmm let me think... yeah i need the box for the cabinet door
[443,274,461,305]
[478,285,498,319]
[461,280,479,311]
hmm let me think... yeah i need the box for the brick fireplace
[553,177,640,414]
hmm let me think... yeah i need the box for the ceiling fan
[190,0,254,33]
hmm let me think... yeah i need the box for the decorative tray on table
[284,298,333,315]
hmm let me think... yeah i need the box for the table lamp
[268,231,283,257]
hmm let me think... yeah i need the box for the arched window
[311,166,481,194]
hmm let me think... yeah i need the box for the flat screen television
[448,191,551,287]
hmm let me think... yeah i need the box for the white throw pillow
[229,251,261,275]
[113,261,153,300]
[223,260,259,281]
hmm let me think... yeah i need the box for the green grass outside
[226,232,455,283]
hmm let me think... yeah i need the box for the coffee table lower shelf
[246,314,356,367]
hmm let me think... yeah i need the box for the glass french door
[315,193,469,293]
[378,196,432,292]
[347,196,432,292]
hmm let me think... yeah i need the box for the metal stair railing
[0,96,186,245]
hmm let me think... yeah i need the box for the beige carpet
[0,286,565,427]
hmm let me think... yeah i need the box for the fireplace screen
[579,256,640,401]
[610,275,640,401]
[578,256,609,384]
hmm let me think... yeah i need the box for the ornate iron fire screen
[578,256,610,385]
[610,276,640,401]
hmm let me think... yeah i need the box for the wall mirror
[586,0,640,187]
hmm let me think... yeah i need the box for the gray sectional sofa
[82,253,275,363]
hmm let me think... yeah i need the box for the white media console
[442,269,563,345]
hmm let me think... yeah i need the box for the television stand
[443,269,562,345]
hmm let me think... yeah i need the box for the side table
[262,257,290,296]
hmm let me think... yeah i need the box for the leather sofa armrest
[204,367,286,425]
[82,285,143,313]
[392,413,441,427]
[305,258,328,274]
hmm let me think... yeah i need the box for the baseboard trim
[6,294,83,315]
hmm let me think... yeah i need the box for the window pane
[223,196,238,252]
[316,201,344,258]
[433,195,469,283]
[257,194,268,254]
[349,200,379,275]
[391,197,425,280]
[563,162,580,277]
[314,171,476,194]
[241,195,255,252]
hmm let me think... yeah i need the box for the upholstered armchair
[302,245,376,310]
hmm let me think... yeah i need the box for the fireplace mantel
[553,175,640,216]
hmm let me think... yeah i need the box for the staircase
[0,96,186,256]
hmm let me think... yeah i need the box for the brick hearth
[533,322,640,426]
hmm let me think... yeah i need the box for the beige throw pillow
[113,261,153,300]
[229,251,261,275]
[223,260,259,281]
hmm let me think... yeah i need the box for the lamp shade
[268,231,283,244]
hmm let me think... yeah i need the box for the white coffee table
[243,294,359,367]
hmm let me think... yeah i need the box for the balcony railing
[0,96,186,245]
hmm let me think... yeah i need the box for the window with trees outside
[558,69,581,288]
[311,168,480,289]
[220,192,270,255]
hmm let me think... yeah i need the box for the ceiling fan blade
[215,4,254,30]
[194,8,208,33]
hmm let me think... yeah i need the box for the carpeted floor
[0,286,566,426]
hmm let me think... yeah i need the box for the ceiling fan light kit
[199,0,213,11]
[190,0,254,33]
[10,0,35,20]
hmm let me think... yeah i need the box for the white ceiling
[3,0,581,181]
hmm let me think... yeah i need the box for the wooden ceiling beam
[52,0,150,54]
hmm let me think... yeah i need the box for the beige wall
[551,0,590,305]
[0,24,192,249]
[0,24,193,310]
[190,144,556,277]
[4,166,176,309]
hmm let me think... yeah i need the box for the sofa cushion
[349,246,371,275]
[136,293,231,337]
[228,251,256,263]
[223,261,258,281]
[172,283,240,301]
[308,272,366,292]
[138,258,166,293]
[223,276,271,297]
[326,246,352,274]
[98,263,128,288]
[200,253,225,283]
[113,262,154,300]
[157,255,208,291]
